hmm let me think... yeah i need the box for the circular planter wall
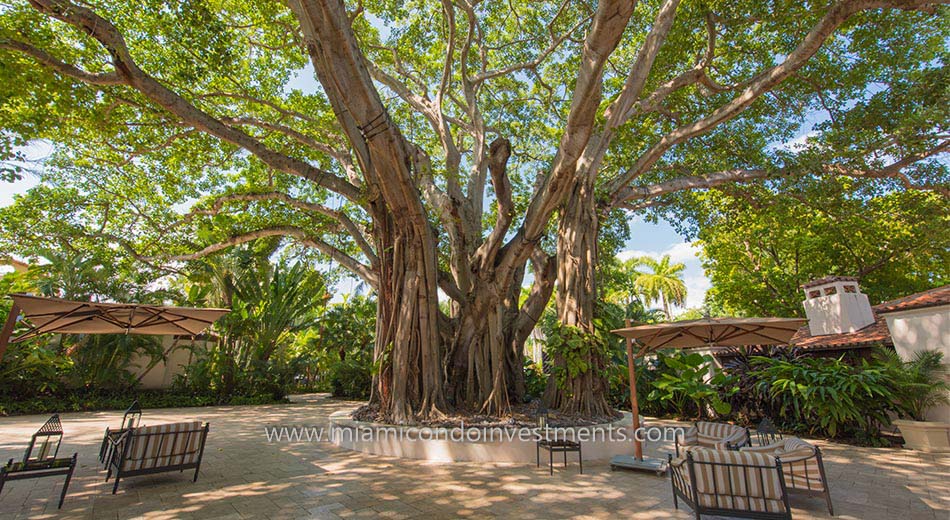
[328,411,648,463]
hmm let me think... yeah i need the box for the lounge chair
[668,448,792,519]
[0,414,77,509]
[742,437,834,515]
[675,421,750,455]
[105,421,209,494]
[99,400,143,465]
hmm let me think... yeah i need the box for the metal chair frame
[536,439,583,475]
[99,400,143,465]
[668,452,793,520]
[0,414,77,509]
[105,422,210,494]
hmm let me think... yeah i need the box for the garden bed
[0,389,289,416]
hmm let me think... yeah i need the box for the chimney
[801,276,875,336]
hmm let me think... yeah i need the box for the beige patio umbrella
[0,293,230,362]
[609,316,806,473]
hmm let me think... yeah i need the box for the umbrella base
[609,455,668,476]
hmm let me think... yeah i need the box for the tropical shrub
[330,359,373,399]
[524,360,547,401]
[175,255,329,400]
[0,339,72,397]
[720,346,803,424]
[648,351,736,419]
[877,349,949,421]
[606,354,668,416]
[68,334,165,390]
[289,296,376,397]
[749,355,895,440]
[0,388,285,416]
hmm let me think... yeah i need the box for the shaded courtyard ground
[1,394,947,519]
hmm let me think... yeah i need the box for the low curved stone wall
[328,411,645,463]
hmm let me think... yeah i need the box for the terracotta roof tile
[791,285,948,350]
[790,315,891,350]
[875,285,950,314]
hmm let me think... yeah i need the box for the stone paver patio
[1,394,947,519]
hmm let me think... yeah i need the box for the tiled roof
[875,285,950,314]
[790,313,892,351]
[791,285,948,350]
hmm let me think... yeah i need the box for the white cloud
[617,241,701,264]
[683,274,711,309]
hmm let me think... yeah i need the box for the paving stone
[1,394,947,520]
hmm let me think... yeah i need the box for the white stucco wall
[127,336,202,390]
[884,305,950,422]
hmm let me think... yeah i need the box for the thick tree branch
[513,251,557,343]
[222,116,361,184]
[475,138,513,269]
[24,0,362,203]
[602,0,681,132]
[823,139,950,196]
[620,140,950,210]
[0,37,123,85]
[157,226,376,284]
[185,191,378,265]
[197,92,320,124]
[606,0,943,206]
[498,0,636,286]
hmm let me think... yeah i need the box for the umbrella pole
[625,319,643,461]
[0,303,20,364]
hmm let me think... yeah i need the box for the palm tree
[634,255,687,321]
[602,257,644,310]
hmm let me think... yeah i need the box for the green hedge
[0,389,288,416]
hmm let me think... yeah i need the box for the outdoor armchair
[105,420,209,494]
[668,448,792,520]
[0,414,77,509]
[742,437,833,515]
[675,421,751,456]
[99,400,143,466]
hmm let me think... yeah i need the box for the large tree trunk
[443,288,518,416]
[290,0,446,423]
[443,252,556,415]
[371,208,445,423]
[547,176,614,419]
[290,0,628,423]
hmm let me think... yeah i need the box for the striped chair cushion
[122,421,204,472]
[696,421,746,443]
[742,437,824,491]
[688,448,786,513]
[777,438,823,491]
[680,422,748,450]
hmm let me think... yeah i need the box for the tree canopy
[665,177,949,317]
[1,0,946,422]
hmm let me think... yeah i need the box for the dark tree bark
[545,175,613,419]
